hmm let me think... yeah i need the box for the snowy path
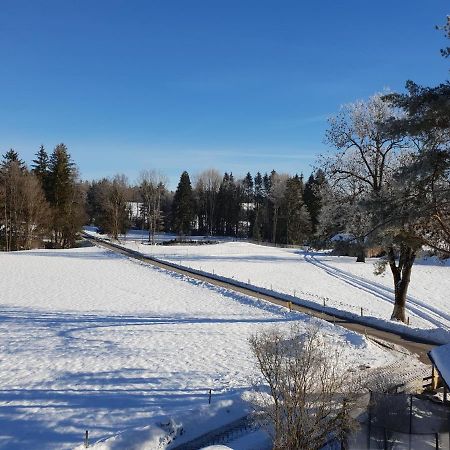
[303,254,450,330]
[0,246,397,450]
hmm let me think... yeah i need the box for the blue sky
[1,0,448,188]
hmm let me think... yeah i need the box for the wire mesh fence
[367,391,450,450]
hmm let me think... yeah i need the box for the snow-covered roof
[330,233,356,243]
[429,343,450,387]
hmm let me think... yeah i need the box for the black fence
[367,391,450,450]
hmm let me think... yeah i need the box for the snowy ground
[0,245,400,449]
[117,240,450,344]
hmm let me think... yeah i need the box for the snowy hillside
[122,241,450,343]
[0,246,398,449]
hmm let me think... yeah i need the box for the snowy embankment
[1,245,397,450]
[116,239,450,345]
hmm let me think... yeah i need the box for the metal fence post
[409,394,413,450]
[367,390,372,450]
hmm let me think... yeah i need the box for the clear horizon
[1,0,448,188]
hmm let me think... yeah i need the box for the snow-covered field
[0,245,398,449]
[120,240,450,344]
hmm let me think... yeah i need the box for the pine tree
[285,175,312,244]
[254,172,263,210]
[304,169,326,234]
[172,171,195,235]
[1,149,25,171]
[242,172,254,237]
[252,210,262,241]
[47,144,83,248]
[32,145,50,198]
[269,171,288,244]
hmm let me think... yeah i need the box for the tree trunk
[356,242,366,263]
[272,206,278,244]
[387,244,416,323]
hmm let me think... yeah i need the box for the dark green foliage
[437,15,450,58]
[172,171,195,235]
[32,145,50,197]
[216,173,242,236]
[47,144,84,248]
[2,149,25,171]
[86,178,112,230]
[254,172,263,210]
[285,175,312,245]
[243,172,254,203]
[304,169,326,233]
[384,81,450,134]
[242,172,254,235]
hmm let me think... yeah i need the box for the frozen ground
[0,245,399,449]
[117,240,450,344]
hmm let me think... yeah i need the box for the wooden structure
[428,343,450,403]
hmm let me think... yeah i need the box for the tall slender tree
[304,169,326,234]
[172,171,195,235]
[285,175,312,244]
[32,145,50,197]
[47,144,84,248]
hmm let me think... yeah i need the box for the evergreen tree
[1,149,25,171]
[285,175,312,245]
[261,172,273,240]
[252,210,262,241]
[47,144,84,248]
[254,172,263,210]
[242,172,254,237]
[269,171,288,244]
[304,169,326,234]
[216,173,242,236]
[216,173,230,234]
[32,145,50,197]
[228,173,242,236]
[172,171,195,235]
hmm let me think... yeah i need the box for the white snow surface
[119,240,450,344]
[0,245,396,449]
[429,342,450,387]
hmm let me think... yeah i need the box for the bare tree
[249,326,361,450]
[107,174,129,240]
[0,161,50,250]
[321,93,405,262]
[194,168,221,235]
[139,170,167,244]
[19,172,50,249]
[269,172,289,244]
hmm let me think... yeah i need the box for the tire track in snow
[304,254,449,330]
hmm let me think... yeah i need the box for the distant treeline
[0,144,326,250]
